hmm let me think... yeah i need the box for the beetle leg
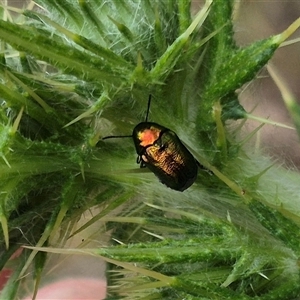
[136,155,147,168]
[196,160,212,175]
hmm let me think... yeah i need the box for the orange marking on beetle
[138,127,160,147]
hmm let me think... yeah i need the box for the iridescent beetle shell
[132,122,198,191]
[103,95,201,191]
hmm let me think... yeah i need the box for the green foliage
[0,0,300,299]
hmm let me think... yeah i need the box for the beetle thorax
[138,127,161,147]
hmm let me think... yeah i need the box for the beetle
[103,95,202,191]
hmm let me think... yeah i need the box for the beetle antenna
[103,94,152,140]
[145,94,152,122]
[102,135,132,140]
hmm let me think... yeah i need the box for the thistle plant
[0,0,300,299]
